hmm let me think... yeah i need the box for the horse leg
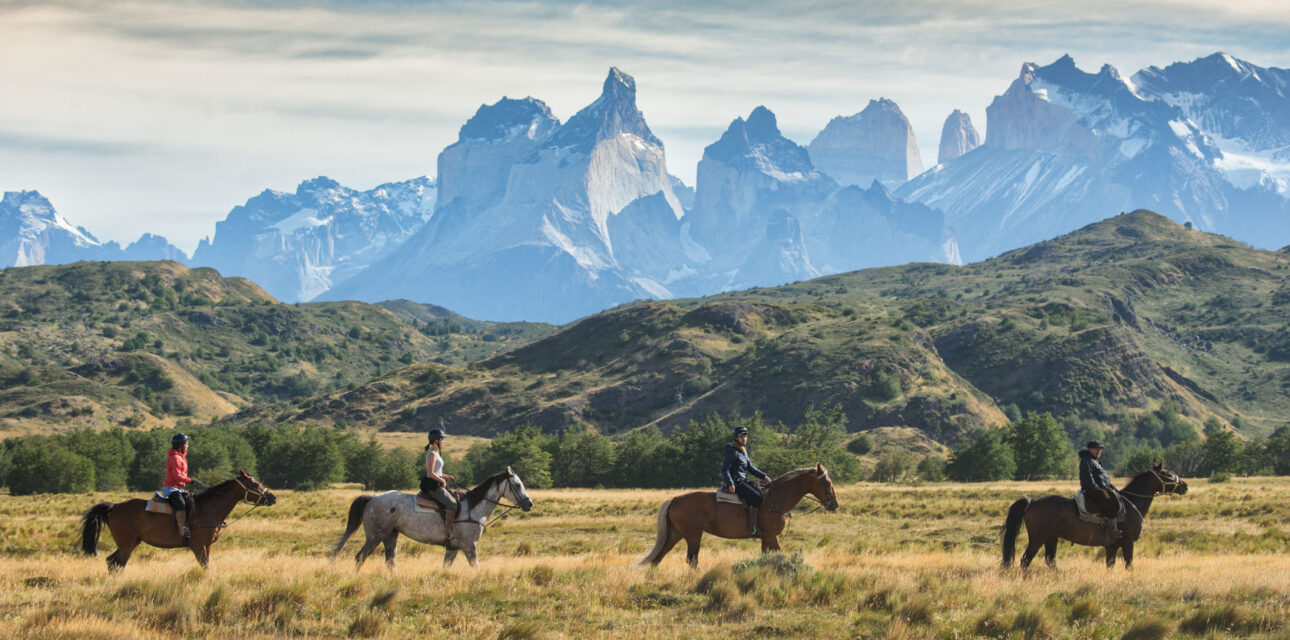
[1121,542,1134,569]
[1019,539,1043,569]
[650,528,684,566]
[107,536,139,572]
[354,534,381,570]
[761,535,782,553]
[1043,538,1058,568]
[1104,545,1118,568]
[191,544,211,569]
[461,541,478,568]
[443,547,459,568]
[382,531,399,571]
[684,533,702,568]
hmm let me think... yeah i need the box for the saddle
[145,496,173,515]
[714,489,743,505]
[414,490,462,514]
[1074,491,1125,525]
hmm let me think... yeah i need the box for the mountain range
[4,52,1287,323]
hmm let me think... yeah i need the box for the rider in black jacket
[722,426,770,537]
[1079,440,1121,541]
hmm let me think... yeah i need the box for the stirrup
[180,527,191,538]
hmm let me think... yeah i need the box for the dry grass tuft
[526,564,555,586]
[497,621,545,640]
[348,611,386,638]
[1068,595,1101,621]
[1010,606,1054,639]
[897,594,934,625]
[1180,603,1255,634]
[369,586,399,612]
[1120,616,1174,640]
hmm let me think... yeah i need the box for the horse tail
[1001,497,1030,567]
[331,495,374,559]
[81,502,112,556]
[639,499,673,566]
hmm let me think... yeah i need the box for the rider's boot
[444,509,457,545]
[747,507,760,538]
[175,510,190,541]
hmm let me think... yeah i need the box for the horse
[1001,462,1188,570]
[641,463,839,568]
[80,469,277,571]
[331,467,533,570]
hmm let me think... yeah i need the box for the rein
[761,473,836,534]
[193,477,267,530]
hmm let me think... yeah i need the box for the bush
[871,451,914,482]
[1007,412,1073,480]
[847,433,874,455]
[5,437,96,495]
[946,429,1016,482]
[916,456,946,481]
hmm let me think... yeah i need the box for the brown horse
[641,464,838,567]
[1001,462,1187,570]
[80,469,277,571]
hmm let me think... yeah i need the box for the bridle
[459,474,529,529]
[1121,469,1183,498]
[194,476,269,530]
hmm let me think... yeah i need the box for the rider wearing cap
[422,428,458,544]
[1079,439,1121,541]
[722,425,770,537]
[162,433,193,539]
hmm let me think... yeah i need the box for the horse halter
[1123,468,1182,498]
[233,476,267,505]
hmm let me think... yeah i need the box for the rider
[722,425,770,537]
[162,433,193,540]
[1078,439,1121,541]
[421,428,458,544]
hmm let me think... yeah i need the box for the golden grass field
[3,477,1290,639]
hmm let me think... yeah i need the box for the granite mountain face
[7,55,1289,324]
[0,191,188,268]
[899,54,1289,262]
[190,176,436,303]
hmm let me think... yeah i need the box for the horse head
[236,469,278,506]
[502,466,534,512]
[1148,461,1187,496]
[809,463,839,511]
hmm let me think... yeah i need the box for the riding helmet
[171,433,190,448]
[1086,439,1104,450]
[427,428,446,442]
[732,425,749,437]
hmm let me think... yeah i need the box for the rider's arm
[747,460,769,483]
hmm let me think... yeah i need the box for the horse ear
[816,462,825,476]
[505,465,513,476]
[237,468,247,477]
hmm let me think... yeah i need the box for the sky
[2,0,1288,253]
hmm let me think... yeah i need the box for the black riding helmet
[427,428,446,442]
[171,433,189,449]
[1086,440,1104,450]
[732,425,749,437]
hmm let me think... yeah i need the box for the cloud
[0,131,148,156]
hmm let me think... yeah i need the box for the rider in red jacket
[163,433,192,538]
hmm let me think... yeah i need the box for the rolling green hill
[0,261,550,436]
[286,211,1290,443]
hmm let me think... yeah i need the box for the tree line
[0,405,862,495]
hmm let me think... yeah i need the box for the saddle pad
[146,498,173,515]
[415,494,442,512]
[1074,491,1124,524]
[714,490,742,505]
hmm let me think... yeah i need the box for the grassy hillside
[0,262,547,435]
[290,211,1290,444]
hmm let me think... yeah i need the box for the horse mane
[463,470,511,507]
[1121,468,1158,495]
[193,477,241,506]
[771,468,820,484]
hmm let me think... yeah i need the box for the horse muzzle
[1173,481,1188,496]
[262,491,279,506]
[825,499,839,512]
[521,499,533,512]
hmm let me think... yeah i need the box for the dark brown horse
[641,464,839,567]
[80,469,277,571]
[1002,462,1187,569]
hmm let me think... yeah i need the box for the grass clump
[731,551,809,580]
[1011,606,1054,639]
[526,565,555,586]
[369,586,399,612]
[1069,595,1101,622]
[896,594,934,625]
[973,607,1009,638]
[348,611,386,638]
[1120,616,1173,640]
[1180,603,1256,634]
[497,621,545,640]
